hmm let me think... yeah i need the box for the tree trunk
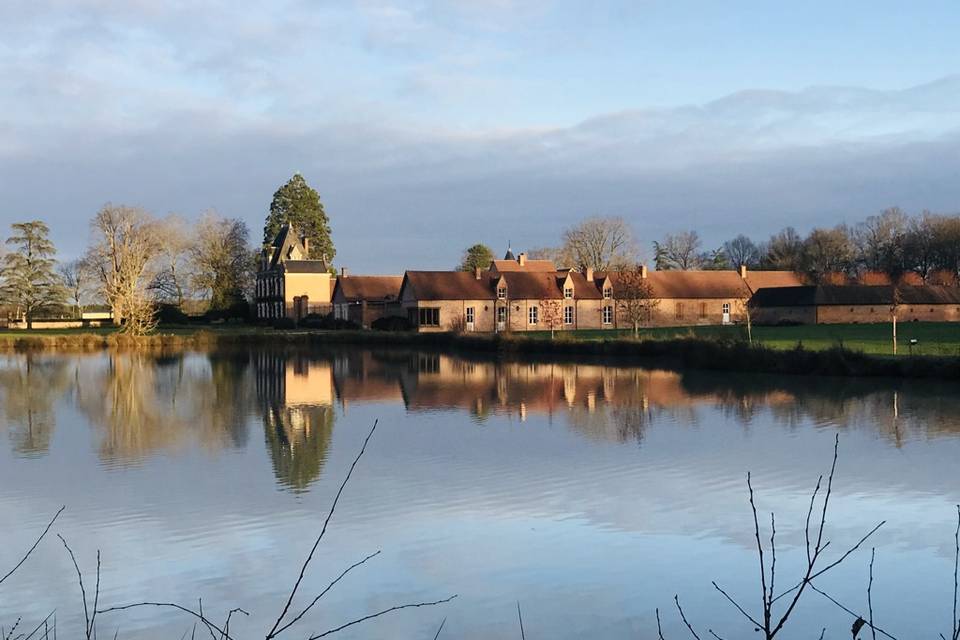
[633,320,638,338]
[892,312,897,355]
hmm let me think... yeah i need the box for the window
[602,305,613,325]
[675,303,684,320]
[722,302,730,315]
[466,307,475,324]
[497,306,507,323]
[603,287,612,299]
[564,306,574,325]
[564,287,573,299]
[418,307,440,326]
[528,306,539,324]
[699,302,707,319]
[497,286,507,300]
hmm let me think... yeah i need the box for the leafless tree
[615,266,659,336]
[724,235,761,269]
[761,227,804,271]
[190,212,254,313]
[149,214,192,309]
[853,208,907,276]
[654,231,701,271]
[539,299,564,339]
[560,216,636,272]
[87,204,160,334]
[802,226,855,283]
[58,259,95,319]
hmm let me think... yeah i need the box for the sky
[1,0,960,271]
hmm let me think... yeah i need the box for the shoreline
[2,327,959,380]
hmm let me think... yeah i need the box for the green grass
[528,322,960,357]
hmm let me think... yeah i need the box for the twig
[305,595,458,639]
[433,617,446,640]
[269,550,382,637]
[266,420,379,639]
[674,595,701,640]
[953,505,960,640]
[96,603,234,640]
[868,548,877,640]
[21,610,56,640]
[220,608,248,640]
[808,583,899,640]
[0,507,65,586]
[57,535,98,640]
[656,608,665,640]
[517,601,525,640]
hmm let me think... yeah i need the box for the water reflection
[2,349,960,474]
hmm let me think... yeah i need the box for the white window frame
[564,287,573,299]
[603,287,612,299]
[564,306,574,325]
[528,306,539,325]
[497,306,507,323]
[602,305,613,325]
[722,302,731,314]
[497,286,507,300]
[466,307,475,324]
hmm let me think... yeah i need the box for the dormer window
[497,286,507,300]
[564,287,573,299]
[603,287,612,299]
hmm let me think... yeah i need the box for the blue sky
[2,1,960,271]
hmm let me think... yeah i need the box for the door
[722,302,731,325]
[466,307,475,332]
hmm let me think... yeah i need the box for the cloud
[1,1,959,270]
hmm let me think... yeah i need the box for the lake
[2,347,960,639]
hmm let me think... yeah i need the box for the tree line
[459,207,960,286]
[0,173,334,332]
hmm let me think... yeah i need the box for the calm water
[2,348,960,639]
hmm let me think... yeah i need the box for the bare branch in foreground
[868,548,877,640]
[56,535,99,640]
[517,601,525,640]
[432,617,446,640]
[808,583,898,640]
[0,507,65,586]
[673,595,701,640]
[656,608,665,640]
[305,594,459,639]
[266,420,379,639]
[96,602,235,640]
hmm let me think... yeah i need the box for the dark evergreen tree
[457,243,495,271]
[262,173,335,263]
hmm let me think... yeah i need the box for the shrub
[371,315,413,332]
[155,304,190,325]
[272,317,297,330]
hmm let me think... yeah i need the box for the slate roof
[751,285,960,307]
[282,260,330,273]
[334,276,403,303]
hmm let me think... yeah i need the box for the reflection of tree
[0,354,71,456]
[74,352,255,463]
[263,403,334,492]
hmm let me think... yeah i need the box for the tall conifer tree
[262,173,335,263]
[0,221,65,329]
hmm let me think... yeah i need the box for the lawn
[529,322,960,356]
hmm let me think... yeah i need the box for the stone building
[331,274,403,328]
[255,223,334,321]
[751,285,960,325]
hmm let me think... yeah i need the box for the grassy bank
[3,323,960,379]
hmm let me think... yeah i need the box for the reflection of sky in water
[1,349,960,638]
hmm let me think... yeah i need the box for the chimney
[340,267,348,278]
[518,252,527,267]
[474,267,482,280]
[739,264,748,279]
[301,236,309,256]
[641,264,648,279]
[585,267,594,282]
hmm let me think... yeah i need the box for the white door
[722,303,731,325]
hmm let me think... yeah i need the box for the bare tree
[149,214,192,309]
[615,266,659,337]
[853,208,907,276]
[560,216,636,272]
[762,227,804,271]
[191,212,254,313]
[801,226,855,283]
[87,204,160,335]
[653,231,701,271]
[724,235,761,269]
[58,258,94,319]
[539,299,564,339]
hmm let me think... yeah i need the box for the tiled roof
[334,276,403,303]
[744,271,807,291]
[402,271,496,301]
[498,272,565,299]
[601,270,752,299]
[491,259,558,272]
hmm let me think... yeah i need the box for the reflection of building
[255,352,336,491]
